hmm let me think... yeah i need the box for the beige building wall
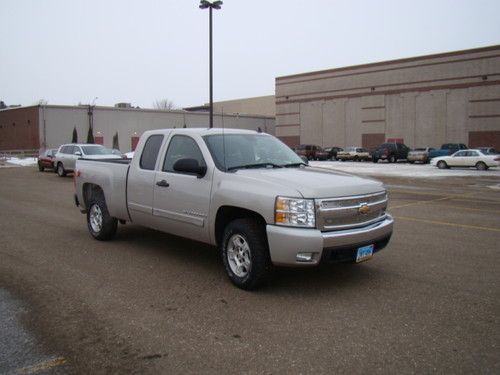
[211,95,275,117]
[38,105,275,152]
[275,45,500,149]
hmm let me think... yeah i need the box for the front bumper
[266,215,394,266]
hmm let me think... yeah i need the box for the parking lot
[0,165,499,374]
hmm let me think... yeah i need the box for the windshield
[203,134,304,171]
[81,145,113,155]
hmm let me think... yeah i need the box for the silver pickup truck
[74,128,393,289]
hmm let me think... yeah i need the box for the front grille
[316,191,387,231]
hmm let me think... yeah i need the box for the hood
[233,166,384,198]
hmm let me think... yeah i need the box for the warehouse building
[275,45,500,150]
[0,105,275,153]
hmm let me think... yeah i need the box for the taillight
[494,157,500,161]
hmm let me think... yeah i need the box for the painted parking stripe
[393,216,500,233]
[14,357,66,374]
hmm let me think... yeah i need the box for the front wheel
[221,218,272,290]
[57,163,66,177]
[437,160,448,169]
[87,197,118,241]
[388,155,396,163]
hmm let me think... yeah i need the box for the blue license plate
[356,244,374,263]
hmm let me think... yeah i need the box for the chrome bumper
[266,215,394,266]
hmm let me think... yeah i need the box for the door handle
[156,180,170,187]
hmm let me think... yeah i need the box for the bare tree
[153,99,176,110]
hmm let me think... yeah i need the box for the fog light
[296,252,314,262]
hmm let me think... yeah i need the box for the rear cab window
[140,135,164,170]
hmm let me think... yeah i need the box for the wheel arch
[214,206,267,247]
[82,183,106,208]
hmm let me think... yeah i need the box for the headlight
[275,196,315,228]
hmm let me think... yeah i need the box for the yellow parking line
[389,189,473,198]
[393,216,500,233]
[390,196,451,210]
[15,357,66,374]
[450,198,500,205]
[431,205,500,214]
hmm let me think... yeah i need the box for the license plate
[356,244,374,263]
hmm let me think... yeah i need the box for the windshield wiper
[282,162,308,168]
[227,163,283,171]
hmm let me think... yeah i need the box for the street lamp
[199,0,223,128]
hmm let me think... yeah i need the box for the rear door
[127,134,165,225]
[152,135,213,243]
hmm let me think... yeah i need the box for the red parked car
[37,148,58,172]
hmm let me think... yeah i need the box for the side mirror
[75,151,82,156]
[300,156,309,165]
[173,158,207,178]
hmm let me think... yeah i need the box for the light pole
[199,0,222,128]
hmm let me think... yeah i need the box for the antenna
[222,107,226,171]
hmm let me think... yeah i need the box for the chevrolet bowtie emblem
[358,203,370,214]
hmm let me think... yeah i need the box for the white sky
[1,0,499,109]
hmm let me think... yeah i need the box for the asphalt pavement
[0,166,499,374]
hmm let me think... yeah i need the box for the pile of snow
[125,152,134,159]
[310,160,500,178]
[2,157,38,167]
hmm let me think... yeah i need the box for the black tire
[408,160,415,164]
[57,162,67,177]
[476,161,488,171]
[372,158,379,163]
[388,155,396,163]
[38,162,44,172]
[87,195,118,241]
[221,218,272,290]
[437,160,448,169]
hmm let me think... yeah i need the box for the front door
[152,135,212,243]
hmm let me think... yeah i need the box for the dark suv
[372,143,410,163]
[294,144,323,160]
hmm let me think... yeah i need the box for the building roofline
[0,104,274,119]
[276,44,500,81]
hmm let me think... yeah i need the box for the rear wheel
[38,162,44,172]
[372,158,379,163]
[437,160,448,169]
[87,195,117,241]
[57,163,66,177]
[221,218,272,290]
[476,161,488,171]
[389,155,396,163]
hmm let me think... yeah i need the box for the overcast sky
[1,0,499,109]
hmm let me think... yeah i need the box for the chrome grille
[316,191,388,231]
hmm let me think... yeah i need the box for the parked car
[336,147,371,161]
[74,128,393,290]
[431,149,500,170]
[428,143,468,159]
[323,146,344,160]
[476,147,498,155]
[313,147,331,161]
[407,147,435,164]
[372,143,410,163]
[294,144,323,160]
[55,144,122,177]
[37,148,58,172]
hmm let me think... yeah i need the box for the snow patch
[310,161,500,178]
